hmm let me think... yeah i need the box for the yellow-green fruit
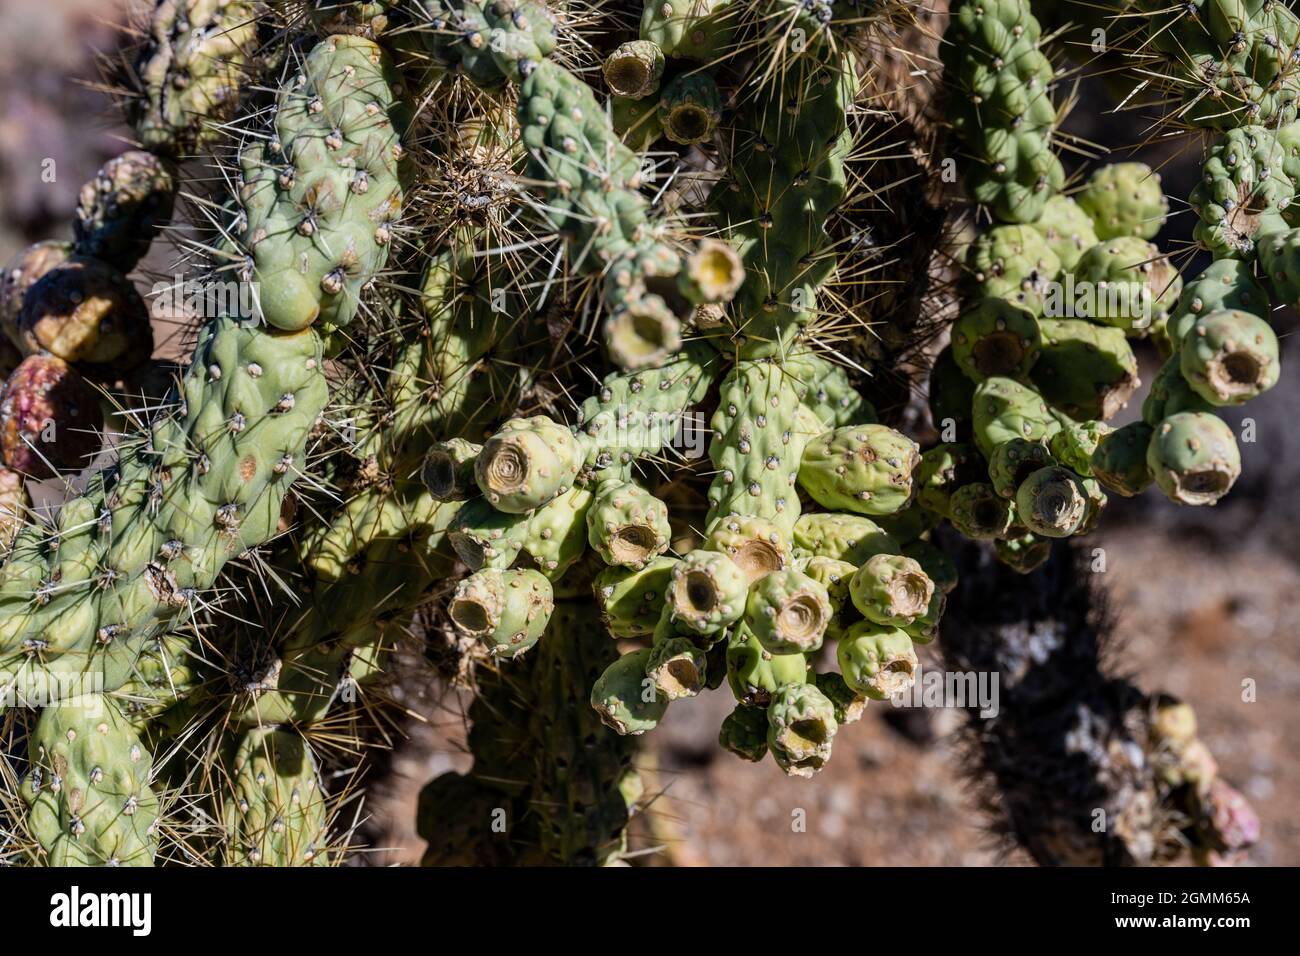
[766,682,838,778]
[449,568,555,657]
[797,424,921,516]
[595,556,677,638]
[1147,411,1241,506]
[223,729,329,867]
[586,478,671,568]
[791,511,899,565]
[948,482,1015,539]
[703,514,791,583]
[1179,309,1280,407]
[1030,318,1140,421]
[1032,194,1099,270]
[667,549,748,635]
[744,569,832,653]
[1014,465,1090,538]
[849,553,935,627]
[1090,420,1155,497]
[1048,418,1110,476]
[591,647,668,735]
[646,634,708,700]
[604,294,682,371]
[950,297,1042,382]
[836,622,918,701]
[475,416,584,513]
[971,376,1061,458]
[1076,162,1169,240]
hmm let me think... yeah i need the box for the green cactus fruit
[708,360,813,533]
[766,682,838,778]
[73,151,175,271]
[1071,236,1182,336]
[719,702,769,762]
[1032,194,1099,270]
[1048,419,1110,476]
[475,416,583,513]
[448,568,554,657]
[667,549,748,635]
[611,93,664,150]
[1,354,104,477]
[928,345,976,434]
[1090,420,1156,497]
[849,553,935,627]
[1147,411,1242,506]
[744,569,832,654]
[971,375,1061,458]
[988,437,1056,499]
[1014,465,1090,538]
[814,671,867,725]
[966,225,1061,314]
[576,340,715,471]
[504,487,596,578]
[994,531,1053,574]
[948,482,1015,539]
[17,256,152,370]
[951,297,1042,381]
[586,478,671,569]
[1190,126,1294,258]
[0,240,72,350]
[1030,318,1140,421]
[873,504,942,546]
[131,0,264,157]
[797,424,920,517]
[902,540,959,595]
[447,497,524,569]
[421,438,481,501]
[595,556,677,638]
[1257,226,1300,306]
[420,0,558,88]
[223,729,329,867]
[902,587,947,645]
[1076,162,1169,240]
[1078,475,1109,534]
[239,35,405,331]
[1169,259,1270,347]
[797,555,856,638]
[23,694,159,866]
[837,621,918,701]
[640,0,735,60]
[915,442,983,516]
[1179,309,1280,406]
[703,513,791,583]
[791,511,899,565]
[590,647,668,735]
[603,40,665,99]
[725,620,809,706]
[1142,356,1214,425]
[658,72,722,144]
[604,294,683,371]
[646,634,708,700]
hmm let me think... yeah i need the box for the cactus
[222,729,328,866]
[16,256,152,370]
[744,568,832,653]
[1179,309,1280,406]
[965,225,1061,314]
[0,354,104,477]
[1031,195,1098,270]
[797,424,921,517]
[1075,161,1169,240]
[1147,411,1242,506]
[1189,126,1293,258]
[73,150,176,271]
[449,568,555,658]
[950,298,1042,381]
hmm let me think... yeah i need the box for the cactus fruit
[766,682,838,778]
[74,151,175,271]
[987,437,1055,499]
[719,702,769,762]
[239,35,406,332]
[22,695,160,866]
[948,482,1015,540]
[658,73,721,144]
[965,225,1061,314]
[994,531,1052,574]
[668,549,747,634]
[797,424,920,516]
[791,511,898,565]
[449,568,554,657]
[1075,162,1169,240]
[836,622,917,701]
[1014,465,1090,538]
[971,376,1060,458]
[1169,259,1270,347]
[646,636,708,700]
[725,621,809,706]
[0,354,104,476]
[586,478,671,569]
[916,442,983,515]
[901,540,959,595]
[814,671,867,725]
[703,514,791,583]
[1257,226,1300,306]
[1090,420,1155,497]
[0,241,73,349]
[1032,194,1099,270]
[603,40,665,99]
[1179,309,1280,406]
[849,553,935,627]
[16,257,152,369]
[595,556,677,638]
[1032,318,1139,421]
[1189,126,1294,258]
[943,0,1064,223]
[1147,411,1242,506]
[421,438,481,501]
[223,729,328,866]
[951,298,1042,382]
[1049,419,1109,476]
[1071,236,1181,336]
[590,647,668,735]
[476,416,584,514]
[744,569,832,653]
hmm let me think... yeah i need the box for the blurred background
[3,0,1295,865]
